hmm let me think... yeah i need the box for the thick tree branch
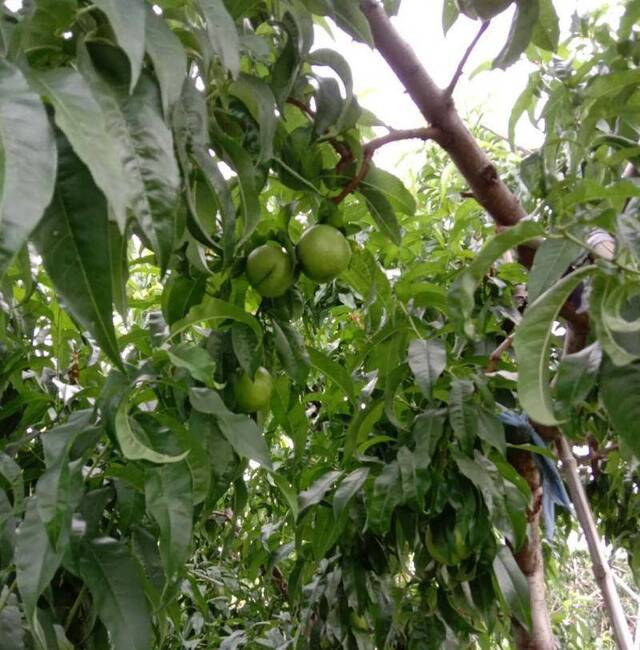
[445,21,491,97]
[507,448,555,650]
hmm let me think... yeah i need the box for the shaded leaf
[144,5,187,118]
[357,186,402,245]
[333,467,368,518]
[189,388,272,469]
[32,131,121,366]
[31,68,131,228]
[115,399,188,465]
[408,339,446,397]
[145,463,193,579]
[197,0,241,77]
[528,238,582,303]
[76,538,152,650]
[93,0,146,92]
[0,60,56,277]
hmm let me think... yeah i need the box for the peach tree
[0,0,640,648]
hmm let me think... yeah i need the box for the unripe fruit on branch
[296,225,351,283]
[246,242,294,298]
[233,367,273,413]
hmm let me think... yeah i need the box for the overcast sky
[316,0,611,173]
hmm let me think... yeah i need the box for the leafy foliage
[0,0,639,648]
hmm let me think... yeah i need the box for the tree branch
[333,126,441,204]
[555,431,633,649]
[445,21,491,97]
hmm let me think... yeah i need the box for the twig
[333,126,441,204]
[485,335,514,373]
[445,21,491,97]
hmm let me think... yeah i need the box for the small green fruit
[233,367,273,412]
[246,242,294,298]
[296,224,351,283]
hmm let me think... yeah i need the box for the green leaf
[357,186,402,245]
[0,453,23,516]
[600,358,640,458]
[272,473,299,520]
[493,545,531,629]
[313,77,343,135]
[528,238,582,303]
[144,5,187,118]
[508,72,540,149]
[93,0,146,92]
[493,0,539,69]
[212,129,261,246]
[448,220,544,336]
[449,380,477,453]
[171,297,263,344]
[115,399,188,464]
[35,414,92,548]
[360,166,416,216]
[556,342,602,406]
[30,68,131,228]
[32,131,121,367]
[15,499,64,622]
[167,343,215,384]
[232,322,261,377]
[333,467,369,518]
[308,49,353,102]
[407,339,446,397]
[0,592,24,650]
[145,462,193,579]
[514,265,596,425]
[189,388,272,469]
[476,409,506,455]
[531,0,559,52]
[76,538,152,650]
[442,0,460,33]
[368,461,402,533]
[272,319,310,385]
[308,347,355,404]
[79,46,180,272]
[229,75,277,162]
[0,60,56,277]
[192,146,236,267]
[197,0,241,77]
[108,221,128,319]
[591,275,640,366]
[332,0,373,45]
[298,470,342,512]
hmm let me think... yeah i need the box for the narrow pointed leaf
[76,538,152,650]
[0,60,56,276]
[197,0,240,77]
[528,238,582,303]
[408,339,446,397]
[144,6,187,118]
[32,132,121,366]
[115,400,188,464]
[15,499,64,621]
[514,265,595,425]
[189,388,272,469]
[79,46,180,272]
[93,0,146,92]
[145,463,193,579]
[30,68,131,228]
[357,186,402,245]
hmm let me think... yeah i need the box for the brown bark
[508,448,555,650]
